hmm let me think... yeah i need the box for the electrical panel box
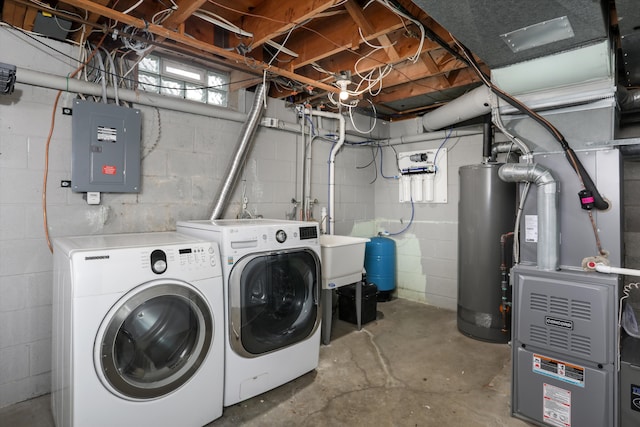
[397,148,447,203]
[71,100,141,193]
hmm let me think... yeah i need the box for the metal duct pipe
[498,163,559,271]
[422,85,492,131]
[16,67,247,122]
[482,114,492,161]
[491,141,521,162]
[209,83,269,220]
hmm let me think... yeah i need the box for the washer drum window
[95,280,213,400]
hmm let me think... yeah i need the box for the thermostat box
[71,100,141,193]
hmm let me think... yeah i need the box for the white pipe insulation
[422,85,492,131]
[595,264,640,278]
[15,67,248,122]
[310,110,345,235]
[498,163,559,271]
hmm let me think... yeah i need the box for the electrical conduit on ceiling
[498,163,559,271]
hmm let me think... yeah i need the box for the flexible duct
[422,85,492,131]
[498,163,559,271]
[209,83,269,220]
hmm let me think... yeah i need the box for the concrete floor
[0,298,532,426]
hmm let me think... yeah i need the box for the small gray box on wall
[71,99,141,193]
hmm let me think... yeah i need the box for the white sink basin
[320,234,370,289]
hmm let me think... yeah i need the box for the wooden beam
[73,0,110,42]
[344,0,399,62]
[162,0,208,30]
[56,0,340,94]
[372,68,480,104]
[287,2,406,69]
[238,0,343,49]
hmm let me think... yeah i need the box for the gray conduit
[15,67,247,122]
[498,163,559,271]
[210,83,269,220]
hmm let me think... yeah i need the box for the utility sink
[320,234,370,289]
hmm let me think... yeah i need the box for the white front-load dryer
[52,232,224,427]
[177,219,321,406]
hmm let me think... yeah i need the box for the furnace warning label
[525,215,538,242]
[543,383,571,427]
[97,126,117,142]
[533,354,584,387]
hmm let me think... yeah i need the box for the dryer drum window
[229,249,320,356]
[96,281,213,400]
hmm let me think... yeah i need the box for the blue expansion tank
[364,236,396,300]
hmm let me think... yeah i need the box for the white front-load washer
[177,219,321,406]
[52,232,224,427]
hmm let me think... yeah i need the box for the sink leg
[322,289,333,345]
[356,281,362,331]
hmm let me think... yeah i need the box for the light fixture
[335,71,351,101]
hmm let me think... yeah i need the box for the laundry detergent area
[2,1,640,426]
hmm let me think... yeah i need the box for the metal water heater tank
[365,236,396,301]
[458,163,516,343]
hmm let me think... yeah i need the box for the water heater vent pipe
[498,163,559,271]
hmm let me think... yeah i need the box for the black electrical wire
[456,39,609,211]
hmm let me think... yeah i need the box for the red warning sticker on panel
[102,165,117,175]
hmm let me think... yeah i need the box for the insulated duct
[209,83,269,220]
[498,163,559,271]
[422,85,491,131]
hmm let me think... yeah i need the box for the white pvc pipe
[595,264,640,278]
[310,110,345,235]
[15,67,247,122]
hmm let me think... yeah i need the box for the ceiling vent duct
[412,0,609,69]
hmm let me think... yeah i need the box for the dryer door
[95,280,213,400]
[228,248,321,356]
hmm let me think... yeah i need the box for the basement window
[137,55,229,107]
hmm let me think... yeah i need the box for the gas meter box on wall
[71,100,142,193]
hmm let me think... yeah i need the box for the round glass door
[95,281,213,400]
[228,249,320,356]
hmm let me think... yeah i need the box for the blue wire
[305,115,316,136]
[433,128,453,172]
[379,146,397,179]
[387,197,415,236]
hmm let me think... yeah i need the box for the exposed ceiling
[1,0,489,119]
[1,1,635,121]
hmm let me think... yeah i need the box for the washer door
[228,249,320,357]
[95,280,213,400]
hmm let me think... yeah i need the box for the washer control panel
[144,243,219,274]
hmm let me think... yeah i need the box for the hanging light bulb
[334,71,351,101]
[338,80,349,100]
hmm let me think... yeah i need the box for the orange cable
[43,32,108,252]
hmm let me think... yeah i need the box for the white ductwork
[210,83,269,220]
[498,163,559,271]
[422,85,492,131]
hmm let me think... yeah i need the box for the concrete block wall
[371,130,483,310]
[0,30,374,408]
